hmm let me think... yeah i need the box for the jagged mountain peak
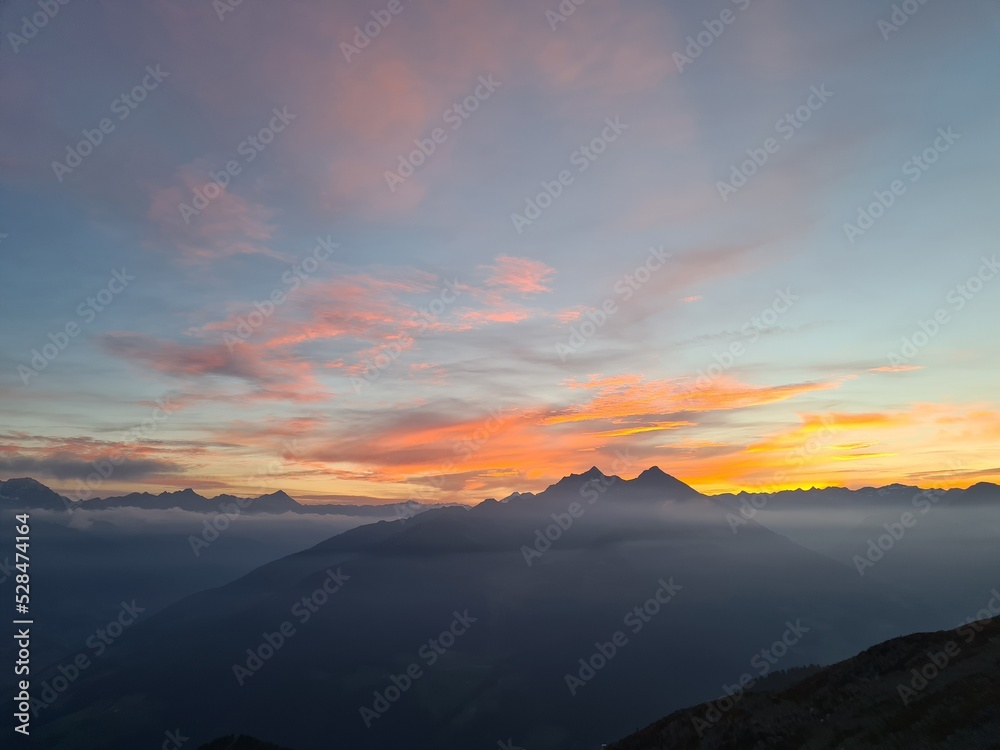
[625,466,702,501]
[258,489,296,501]
[159,487,205,499]
[0,476,72,510]
[550,466,612,488]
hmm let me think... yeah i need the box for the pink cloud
[105,0,679,222]
[100,332,328,403]
[483,254,556,295]
[146,164,281,263]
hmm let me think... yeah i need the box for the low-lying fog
[0,507,383,671]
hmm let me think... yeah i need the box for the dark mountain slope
[0,476,443,517]
[198,736,295,750]
[608,616,1000,750]
[0,477,71,510]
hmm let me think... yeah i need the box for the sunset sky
[1,0,998,504]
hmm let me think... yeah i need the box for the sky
[1,0,999,504]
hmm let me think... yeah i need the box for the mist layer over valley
[5,471,998,749]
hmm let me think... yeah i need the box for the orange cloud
[246,373,846,501]
[590,422,696,438]
[547,374,842,425]
[681,404,1000,494]
[870,364,925,373]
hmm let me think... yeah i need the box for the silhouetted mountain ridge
[0,478,435,517]
[608,615,1000,749]
[3,473,995,514]
[0,477,70,510]
[714,480,1000,509]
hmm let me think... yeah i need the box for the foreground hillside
[608,615,1000,750]
[197,736,294,750]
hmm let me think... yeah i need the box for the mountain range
[5,472,997,517]
[714,480,1000,509]
[0,476,434,517]
[28,465,980,749]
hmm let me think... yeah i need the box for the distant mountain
[607,615,1000,749]
[0,477,432,517]
[80,487,215,512]
[4,475,995,516]
[250,490,302,512]
[35,465,935,750]
[626,466,704,502]
[506,465,703,505]
[960,481,1000,504]
[0,477,71,510]
[714,481,1000,510]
